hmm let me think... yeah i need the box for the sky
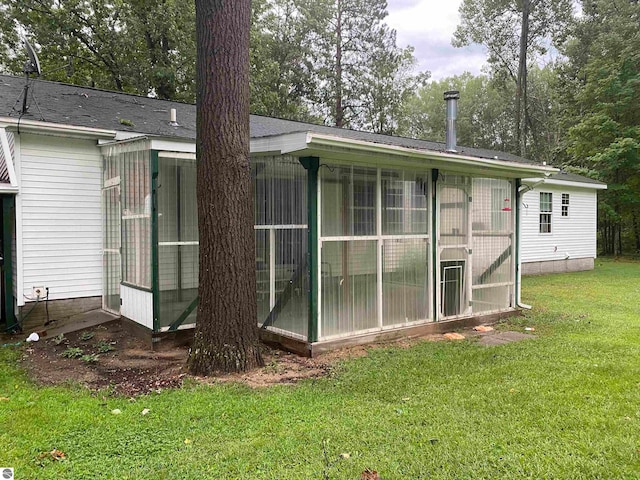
[385,0,488,81]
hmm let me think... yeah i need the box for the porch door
[437,176,472,318]
[103,185,121,314]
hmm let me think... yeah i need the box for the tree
[358,35,429,134]
[189,0,263,374]
[249,0,317,121]
[453,0,573,157]
[294,0,426,130]
[398,73,514,151]
[560,0,640,255]
[0,0,196,101]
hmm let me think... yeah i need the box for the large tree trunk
[334,0,344,128]
[516,0,530,157]
[189,0,263,375]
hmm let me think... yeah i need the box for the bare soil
[18,320,531,396]
[19,320,376,396]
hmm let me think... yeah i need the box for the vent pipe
[444,90,460,152]
[169,108,178,126]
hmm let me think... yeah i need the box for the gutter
[0,117,116,140]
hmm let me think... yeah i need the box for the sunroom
[101,129,554,355]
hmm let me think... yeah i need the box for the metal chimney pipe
[444,90,460,152]
[170,108,178,125]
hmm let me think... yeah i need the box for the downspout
[432,168,439,320]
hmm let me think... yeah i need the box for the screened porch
[101,137,518,347]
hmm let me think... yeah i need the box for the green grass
[1,259,639,479]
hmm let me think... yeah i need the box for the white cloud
[386,0,488,80]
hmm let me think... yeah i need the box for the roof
[547,171,606,186]
[0,75,541,166]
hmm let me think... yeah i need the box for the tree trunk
[633,213,640,252]
[617,221,623,256]
[335,0,344,128]
[516,0,530,157]
[189,0,263,375]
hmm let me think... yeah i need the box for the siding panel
[19,134,102,302]
[521,185,598,263]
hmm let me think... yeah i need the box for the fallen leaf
[361,468,381,480]
[50,449,66,461]
[473,325,494,332]
[184,438,192,444]
[111,408,122,415]
[339,453,350,459]
[444,332,465,340]
[0,397,9,401]
[141,408,150,415]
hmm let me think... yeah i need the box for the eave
[251,131,558,179]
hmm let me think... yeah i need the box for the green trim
[515,178,521,306]
[431,168,439,322]
[299,156,319,343]
[168,296,198,331]
[2,196,16,331]
[150,150,160,332]
[121,282,153,293]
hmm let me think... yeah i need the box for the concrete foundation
[121,310,522,356]
[522,257,595,276]
[19,296,102,332]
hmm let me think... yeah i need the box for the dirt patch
[19,320,371,395]
[18,320,535,396]
[21,321,188,396]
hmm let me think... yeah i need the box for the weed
[81,354,99,363]
[95,340,115,353]
[60,347,83,358]
[79,331,95,341]
[51,333,66,345]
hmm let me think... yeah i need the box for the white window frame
[539,192,552,234]
[561,193,570,217]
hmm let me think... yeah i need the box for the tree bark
[516,0,530,157]
[334,0,344,128]
[189,0,263,375]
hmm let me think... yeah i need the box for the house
[520,172,606,274]
[0,75,564,354]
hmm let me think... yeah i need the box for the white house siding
[521,185,597,266]
[17,134,102,304]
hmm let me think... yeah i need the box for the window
[539,192,552,233]
[562,193,569,217]
[321,166,376,236]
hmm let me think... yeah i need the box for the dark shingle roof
[1,75,538,165]
[548,171,606,186]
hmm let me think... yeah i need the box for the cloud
[386,0,487,80]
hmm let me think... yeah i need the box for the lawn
[1,259,639,479]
